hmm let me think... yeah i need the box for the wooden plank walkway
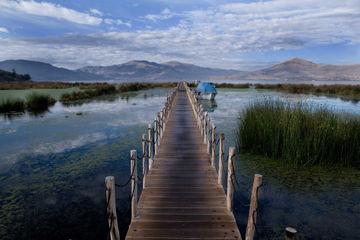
[125,84,242,239]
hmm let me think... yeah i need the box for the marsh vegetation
[0,93,55,114]
[238,100,360,167]
[60,82,176,102]
[0,82,177,113]
[211,83,360,101]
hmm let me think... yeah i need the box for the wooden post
[211,123,216,166]
[159,111,163,139]
[218,133,225,186]
[245,174,263,240]
[226,147,236,211]
[203,112,208,144]
[148,124,154,170]
[142,134,147,189]
[105,176,120,240]
[201,108,205,135]
[199,107,204,133]
[130,150,138,220]
[207,117,211,154]
[152,117,159,156]
[160,108,166,132]
[285,227,297,240]
[157,113,161,146]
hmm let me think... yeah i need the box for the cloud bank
[0,0,359,69]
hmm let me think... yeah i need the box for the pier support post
[162,107,166,131]
[211,123,216,167]
[285,227,298,240]
[199,107,204,133]
[160,110,164,137]
[218,133,225,185]
[154,117,158,155]
[157,113,161,146]
[130,150,138,220]
[206,116,211,154]
[226,147,236,211]
[105,176,120,240]
[203,112,208,144]
[142,134,147,189]
[148,124,154,170]
[245,174,263,240]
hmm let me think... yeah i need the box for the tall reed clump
[238,100,360,168]
[0,99,25,113]
[60,85,117,102]
[26,93,56,112]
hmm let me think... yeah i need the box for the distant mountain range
[0,58,359,82]
[229,58,360,82]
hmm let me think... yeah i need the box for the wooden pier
[126,83,241,239]
[105,82,266,240]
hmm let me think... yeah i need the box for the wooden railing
[104,82,297,240]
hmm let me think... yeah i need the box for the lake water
[0,88,359,240]
[205,89,360,240]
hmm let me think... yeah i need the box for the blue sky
[0,0,359,70]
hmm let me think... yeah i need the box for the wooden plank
[126,84,242,240]
[126,228,241,239]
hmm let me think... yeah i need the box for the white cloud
[104,18,132,27]
[144,8,178,22]
[0,0,103,25]
[0,0,132,28]
[0,0,359,69]
[89,8,103,17]
[0,27,9,33]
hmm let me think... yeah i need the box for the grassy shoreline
[253,83,360,102]
[237,100,360,168]
[0,82,177,113]
[60,82,176,102]
[212,83,360,101]
[0,93,56,114]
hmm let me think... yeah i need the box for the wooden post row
[245,174,263,240]
[105,176,120,240]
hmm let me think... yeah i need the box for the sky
[0,0,359,70]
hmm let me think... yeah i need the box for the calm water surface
[0,88,359,240]
[206,89,360,240]
[0,89,170,240]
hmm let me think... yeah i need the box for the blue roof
[196,82,217,93]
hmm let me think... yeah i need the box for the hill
[239,58,360,81]
[78,60,242,81]
[0,58,359,82]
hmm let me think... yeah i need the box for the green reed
[0,99,25,113]
[26,93,56,112]
[238,100,360,167]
